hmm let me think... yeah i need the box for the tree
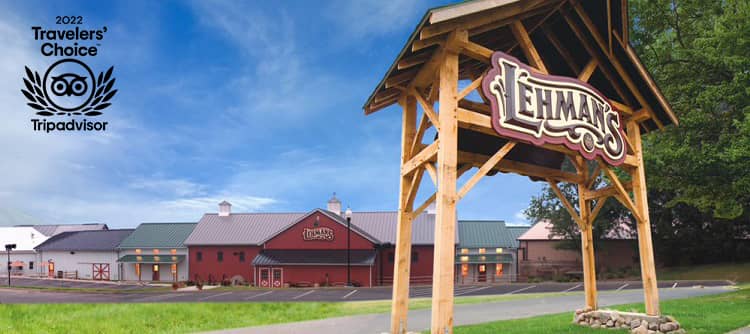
[526,0,750,266]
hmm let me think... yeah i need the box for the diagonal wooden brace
[547,179,583,228]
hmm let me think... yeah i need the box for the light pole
[5,244,16,287]
[345,207,353,287]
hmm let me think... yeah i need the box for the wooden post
[579,213,598,310]
[577,159,598,310]
[431,42,460,334]
[390,95,418,334]
[627,121,661,315]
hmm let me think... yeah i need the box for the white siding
[2,251,42,277]
[119,248,189,282]
[39,250,122,280]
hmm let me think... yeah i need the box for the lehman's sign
[482,52,626,165]
[302,227,334,241]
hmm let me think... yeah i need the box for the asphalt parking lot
[0,277,732,304]
[1,277,159,290]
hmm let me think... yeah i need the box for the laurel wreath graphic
[21,66,117,116]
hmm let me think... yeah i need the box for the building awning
[456,254,514,264]
[117,255,185,264]
[252,250,376,266]
[10,261,24,267]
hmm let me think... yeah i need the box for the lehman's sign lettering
[482,52,626,165]
[302,227,334,241]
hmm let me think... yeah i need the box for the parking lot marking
[134,293,182,302]
[292,290,315,300]
[244,290,273,300]
[455,286,491,296]
[616,283,629,291]
[198,292,232,301]
[563,284,582,292]
[342,290,358,299]
[505,285,536,295]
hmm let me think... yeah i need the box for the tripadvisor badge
[22,16,116,133]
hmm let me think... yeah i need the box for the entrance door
[92,263,110,280]
[478,264,487,282]
[259,268,270,287]
[152,264,160,281]
[271,268,283,288]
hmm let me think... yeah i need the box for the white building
[35,229,133,280]
[0,227,49,277]
[117,223,196,282]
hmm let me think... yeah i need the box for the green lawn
[0,291,573,334]
[657,262,750,283]
[1,287,747,334]
[450,285,750,334]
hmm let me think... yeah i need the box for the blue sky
[0,0,542,227]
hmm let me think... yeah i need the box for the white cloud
[510,209,531,226]
[0,5,280,228]
[163,196,276,213]
[323,0,428,39]
[128,177,206,198]
[189,0,364,127]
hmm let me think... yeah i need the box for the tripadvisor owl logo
[22,17,116,133]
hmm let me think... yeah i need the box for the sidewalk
[201,286,730,334]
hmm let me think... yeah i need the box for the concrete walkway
[729,326,750,334]
[202,286,731,334]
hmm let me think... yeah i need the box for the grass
[1,284,746,333]
[0,290,574,334]
[657,262,750,283]
[449,285,750,334]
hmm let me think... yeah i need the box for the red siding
[256,265,373,287]
[188,211,439,287]
[378,245,434,285]
[518,239,638,280]
[188,245,260,284]
[264,212,375,250]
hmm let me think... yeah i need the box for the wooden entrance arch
[363,1,678,333]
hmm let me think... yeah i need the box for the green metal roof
[117,223,197,249]
[117,255,185,264]
[457,220,529,249]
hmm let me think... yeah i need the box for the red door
[272,268,283,288]
[92,263,110,280]
[152,264,160,281]
[478,264,487,282]
[259,268,270,287]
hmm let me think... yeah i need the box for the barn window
[411,251,419,263]
[239,252,245,262]
[388,252,394,263]
[196,252,202,262]
[217,251,223,262]
[29,261,34,270]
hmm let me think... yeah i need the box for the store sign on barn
[302,227,334,241]
[482,51,626,165]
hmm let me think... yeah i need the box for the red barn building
[184,198,437,287]
[517,220,638,280]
